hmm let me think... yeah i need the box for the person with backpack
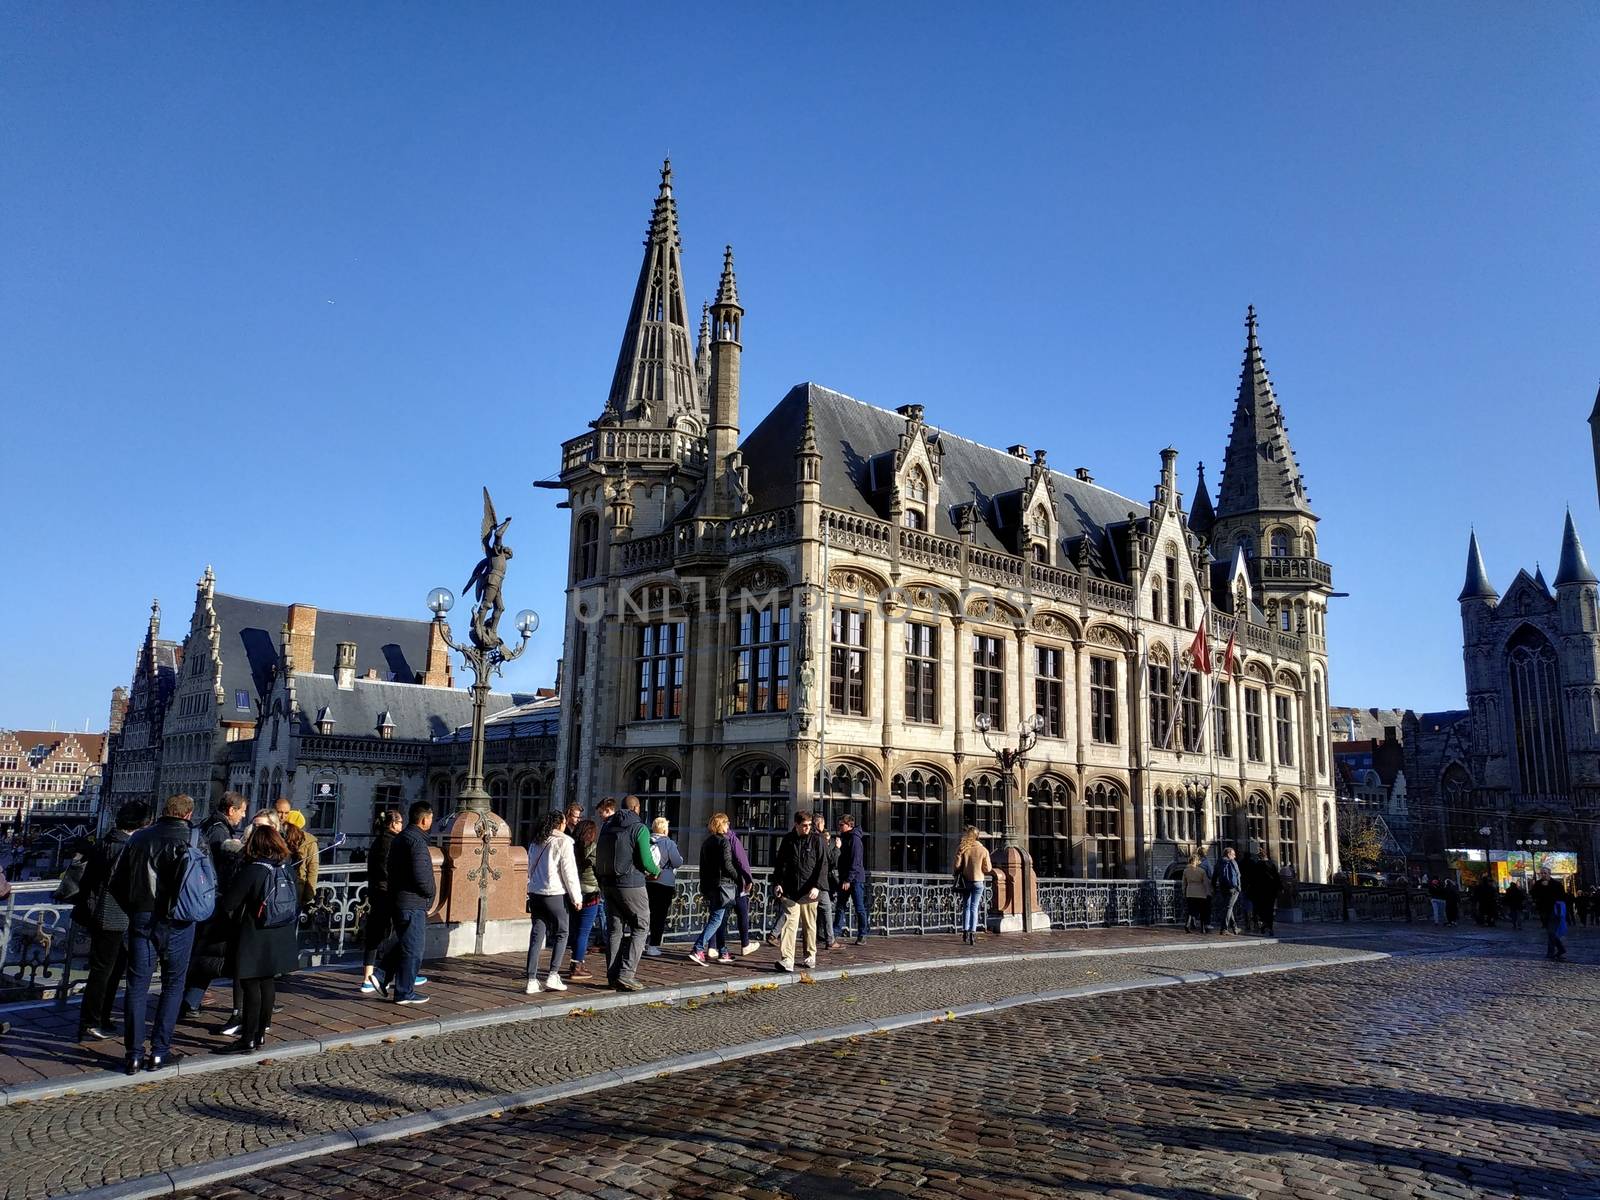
[217,824,300,1052]
[182,791,248,1029]
[108,793,216,1074]
[72,801,149,1041]
[280,811,319,910]
[595,794,659,992]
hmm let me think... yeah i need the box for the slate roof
[434,693,561,744]
[1459,531,1498,602]
[1554,511,1597,587]
[1215,307,1314,520]
[289,674,529,743]
[740,383,1149,580]
[212,594,435,714]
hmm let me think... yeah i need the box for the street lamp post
[424,587,538,816]
[424,489,540,957]
[975,710,1045,932]
[1183,772,1213,866]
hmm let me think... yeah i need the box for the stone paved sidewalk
[0,922,1366,1095]
[190,936,1600,1200]
[0,933,1386,1199]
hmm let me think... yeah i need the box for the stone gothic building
[552,163,1338,881]
[1440,513,1600,872]
[102,600,181,820]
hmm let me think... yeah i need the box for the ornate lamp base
[428,808,530,957]
[987,845,1052,933]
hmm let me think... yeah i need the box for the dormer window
[315,706,335,736]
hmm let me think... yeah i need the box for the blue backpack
[254,861,299,929]
[168,828,218,923]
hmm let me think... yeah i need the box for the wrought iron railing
[1294,884,1430,923]
[1037,877,1182,928]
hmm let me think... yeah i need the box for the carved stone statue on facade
[463,487,513,651]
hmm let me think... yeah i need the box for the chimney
[1007,444,1031,460]
[1075,467,1094,483]
[423,619,453,688]
[364,667,379,680]
[335,642,357,689]
[286,604,318,674]
[108,686,129,736]
[896,403,924,423]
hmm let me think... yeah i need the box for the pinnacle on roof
[796,401,818,458]
[1555,509,1597,586]
[1459,530,1498,602]
[1534,563,1550,594]
[604,159,698,423]
[1215,305,1314,520]
[715,245,740,308]
[1189,460,1215,537]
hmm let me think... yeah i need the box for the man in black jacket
[108,793,202,1073]
[377,800,435,1005]
[772,811,826,972]
[596,795,660,992]
[73,801,148,1041]
[182,792,248,1025]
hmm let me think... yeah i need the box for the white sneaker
[801,957,816,969]
[645,946,662,958]
[743,942,760,956]
[544,972,567,991]
[706,947,720,960]
[524,978,540,995]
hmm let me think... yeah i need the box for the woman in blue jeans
[563,819,603,982]
[952,826,992,945]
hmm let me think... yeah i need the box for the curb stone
[0,936,1276,1107]
[63,946,1383,1200]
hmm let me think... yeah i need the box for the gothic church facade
[552,163,1339,881]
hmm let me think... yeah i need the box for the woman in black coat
[361,807,404,993]
[218,825,300,1053]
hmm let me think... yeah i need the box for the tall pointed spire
[694,299,712,411]
[603,159,699,426]
[1459,530,1498,602]
[1589,381,1600,514]
[702,243,745,516]
[1555,509,1597,586]
[1215,306,1314,520]
[1189,460,1215,538]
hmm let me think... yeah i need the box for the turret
[1189,461,1215,540]
[704,245,746,516]
[1554,510,1598,637]
[1459,529,1499,604]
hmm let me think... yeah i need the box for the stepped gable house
[155,566,453,817]
[553,162,1338,880]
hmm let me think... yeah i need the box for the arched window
[889,770,945,872]
[270,766,283,802]
[1236,533,1253,560]
[1506,626,1569,795]
[1027,776,1072,877]
[514,774,545,849]
[1277,798,1298,874]
[575,513,600,581]
[1150,582,1163,623]
[630,762,682,830]
[1323,803,1333,865]
[906,468,929,503]
[487,775,509,828]
[1246,792,1269,852]
[1217,789,1240,851]
[257,769,269,805]
[818,763,873,852]
[1313,672,1328,776]
[1270,529,1290,557]
[1086,782,1123,878]
[1029,507,1049,538]
[1279,609,1292,632]
[962,774,1005,846]
[730,760,791,868]
[1183,586,1195,632]
[1155,785,1203,846]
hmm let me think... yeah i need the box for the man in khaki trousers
[771,811,825,972]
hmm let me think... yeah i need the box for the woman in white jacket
[525,811,582,994]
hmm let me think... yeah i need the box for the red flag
[1188,621,1212,675]
[1220,630,1237,678]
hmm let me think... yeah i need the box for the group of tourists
[518,799,874,993]
[61,791,325,1074]
[1180,846,1286,936]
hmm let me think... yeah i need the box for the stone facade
[1423,512,1600,874]
[156,566,453,813]
[552,164,1339,882]
[102,600,181,823]
[427,693,560,849]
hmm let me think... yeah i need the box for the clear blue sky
[2,4,1596,730]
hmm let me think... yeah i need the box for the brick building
[551,163,1339,881]
[0,729,105,835]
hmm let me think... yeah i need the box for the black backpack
[254,861,299,929]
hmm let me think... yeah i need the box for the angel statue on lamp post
[427,488,539,816]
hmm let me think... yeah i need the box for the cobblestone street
[189,929,1599,1200]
